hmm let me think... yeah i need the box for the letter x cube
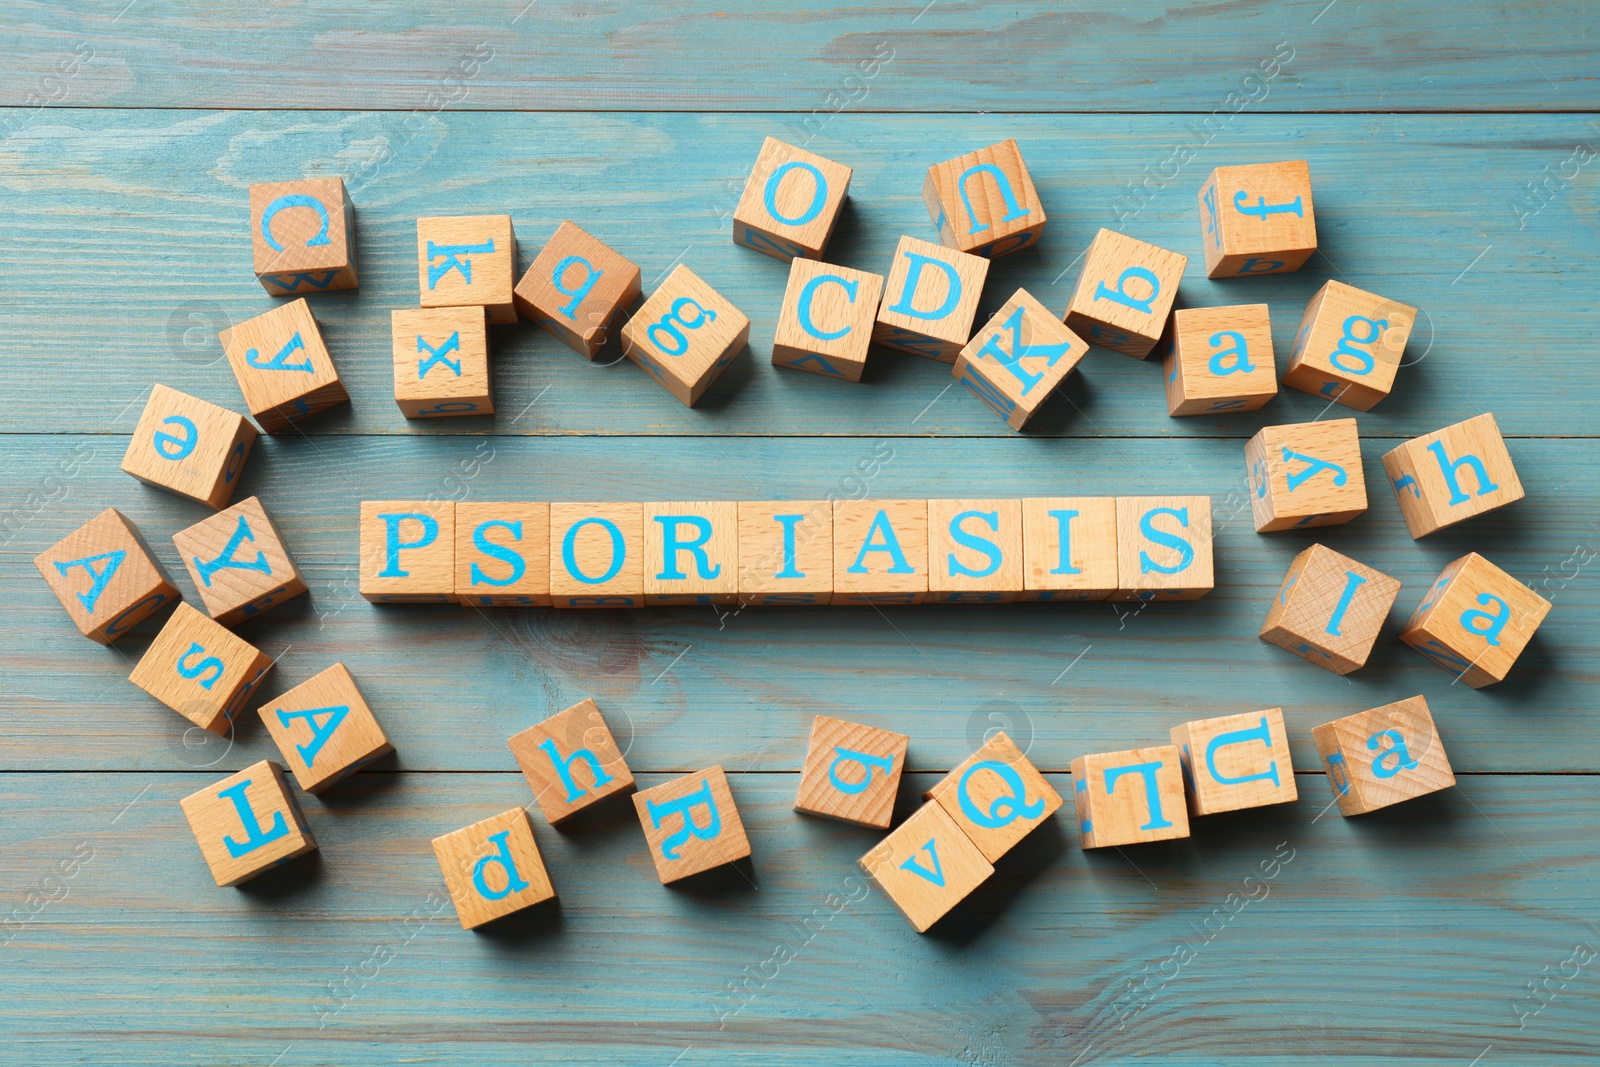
[391,306,493,419]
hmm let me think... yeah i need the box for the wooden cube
[1381,413,1524,539]
[549,502,644,609]
[1113,496,1213,601]
[737,500,833,606]
[873,235,989,363]
[417,215,517,324]
[509,697,635,825]
[642,501,739,606]
[173,495,306,626]
[771,259,884,383]
[1161,304,1277,416]
[634,766,751,884]
[120,384,257,509]
[358,500,456,604]
[455,501,552,607]
[832,499,929,605]
[954,288,1088,430]
[432,807,556,929]
[926,498,1023,604]
[858,799,994,933]
[926,730,1062,862]
[794,714,909,829]
[732,137,851,262]
[181,760,317,887]
[1198,161,1317,278]
[620,264,750,407]
[514,220,642,359]
[1282,280,1416,410]
[923,139,1046,259]
[248,177,358,295]
[35,508,180,644]
[1312,696,1455,816]
[1400,552,1551,688]
[1260,545,1401,675]
[1071,745,1190,848]
[1246,418,1368,532]
[129,602,273,734]
[390,306,492,419]
[1170,708,1298,817]
[1019,497,1118,602]
[218,298,348,433]
[1065,229,1187,359]
[258,662,393,794]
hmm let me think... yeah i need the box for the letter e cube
[121,384,257,508]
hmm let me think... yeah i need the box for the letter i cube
[249,177,358,295]
[455,501,552,607]
[1170,709,1297,817]
[1162,304,1277,416]
[832,499,929,605]
[1381,413,1524,538]
[874,236,988,363]
[926,731,1062,862]
[620,265,750,407]
[432,808,557,929]
[514,220,642,359]
[858,800,993,933]
[634,766,751,884]
[1071,745,1190,848]
[1019,497,1118,602]
[129,602,273,734]
[1197,161,1317,278]
[1312,696,1455,816]
[1113,496,1214,601]
[1400,552,1550,688]
[1281,280,1416,410]
[181,760,317,886]
[1245,418,1368,532]
[1065,229,1187,359]
[219,298,348,433]
[771,259,884,382]
[923,138,1047,258]
[417,215,517,324]
[121,384,257,508]
[737,501,833,606]
[259,663,394,794]
[643,501,739,605]
[954,288,1088,430]
[732,137,852,262]
[35,508,180,644]
[173,495,306,626]
[794,715,909,829]
[1260,545,1401,675]
[359,501,456,604]
[548,503,644,609]
[509,698,635,824]
[926,498,1023,603]
[391,307,493,419]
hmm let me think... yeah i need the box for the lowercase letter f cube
[1282,280,1415,410]
[418,215,517,324]
[1382,413,1524,539]
[249,177,358,295]
[1171,709,1297,817]
[35,508,180,644]
[794,715,909,829]
[514,220,642,359]
[926,730,1062,862]
[634,766,751,884]
[859,800,993,933]
[1071,746,1190,849]
[732,137,852,262]
[121,384,256,509]
[219,298,349,433]
[1312,696,1455,816]
[1400,552,1550,688]
[1065,229,1186,359]
[1197,161,1316,278]
[509,698,635,825]
[181,760,317,887]
[433,808,557,930]
[954,288,1088,430]
[923,139,1046,258]
[621,265,750,407]
[129,602,272,734]
[359,501,456,603]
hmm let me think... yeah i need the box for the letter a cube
[1245,418,1367,532]
[923,139,1047,259]
[1065,229,1187,359]
[732,137,852,262]
[391,306,493,419]
[549,502,644,608]
[455,501,552,607]
[737,500,833,606]
[35,508,180,644]
[1071,745,1190,848]
[874,236,988,363]
[432,807,557,929]
[417,215,517,324]
[1113,496,1213,601]
[926,498,1023,604]
[954,288,1088,430]
[926,731,1062,862]
[359,501,456,604]
[794,715,909,829]
[219,298,349,433]
[1260,544,1401,675]
[1161,304,1277,416]
[620,265,750,407]
[129,602,273,734]
[1018,497,1118,602]
[173,496,306,626]
[771,259,884,383]
[1381,413,1524,539]
[509,698,635,824]
[1312,696,1455,816]
[181,760,317,886]
[249,177,358,296]
[259,663,394,794]
[1197,161,1317,278]
[514,220,642,359]
[832,499,929,605]
[859,800,993,933]
[1170,709,1298,817]
[121,384,257,509]
[1282,280,1416,410]
[1400,552,1551,688]
[634,766,751,884]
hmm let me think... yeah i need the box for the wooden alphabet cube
[509,697,635,825]
[634,766,751,884]
[259,663,393,794]
[771,259,884,382]
[1161,304,1277,416]
[1071,745,1190,848]
[358,501,456,604]
[173,495,306,626]
[129,602,273,734]
[1381,413,1524,539]
[858,800,994,933]
[873,236,989,363]
[35,508,180,644]
[249,177,358,296]
[1246,418,1368,532]
[1260,545,1401,675]
[1400,552,1551,688]
[1113,496,1214,601]
[620,264,750,407]
[954,288,1088,430]
[1198,161,1317,278]
[1170,708,1298,816]
[926,498,1023,604]
[732,137,852,262]
[181,760,316,886]
[642,501,738,606]
[549,502,644,609]
[1019,497,1118,602]
[219,298,348,433]
[391,306,493,419]
[1282,280,1416,410]
[923,139,1046,259]
[514,220,642,359]
[926,730,1062,862]
[455,501,552,607]
[121,384,257,508]
[737,500,833,606]
[1065,229,1187,359]
[417,215,517,324]
[794,715,908,829]
[832,499,929,605]
[1312,696,1455,816]
[432,807,557,929]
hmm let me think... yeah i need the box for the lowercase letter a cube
[121,384,257,509]
[1246,418,1367,532]
[455,502,552,607]
[926,730,1062,862]
[954,288,1088,430]
[1018,497,1118,602]
[923,139,1046,259]
[1065,229,1186,359]
[1381,413,1524,539]
[794,715,908,829]
[391,306,493,419]
[259,663,394,795]
[1312,696,1455,816]
[771,259,884,383]
[1198,161,1316,278]
[514,220,642,359]
[874,236,988,363]
[219,298,348,433]
[1113,496,1213,601]
[859,800,993,933]
[359,501,456,604]
[35,508,180,644]
[1071,745,1190,849]
[926,498,1023,604]
[129,602,273,734]
[181,760,317,887]
[1400,552,1550,688]
[1282,280,1415,410]
[732,137,852,261]
[249,177,358,295]
[1162,304,1277,416]
[620,265,750,407]
[832,499,928,605]
[1170,709,1298,817]
[417,215,517,324]
[173,496,306,626]
[1260,544,1400,675]
[433,808,557,929]
[634,766,751,884]
[509,698,635,825]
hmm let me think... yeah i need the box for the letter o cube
[732,137,851,262]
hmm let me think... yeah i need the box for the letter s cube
[129,602,273,735]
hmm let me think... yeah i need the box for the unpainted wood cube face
[620,265,751,407]
[1400,552,1551,688]
[181,760,317,887]
[509,698,635,825]
[121,384,257,508]
[858,800,994,933]
[34,508,180,644]
[737,500,833,606]
[219,298,348,433]
[1171,708,1298,817]
[873,235,989,363]
[954,288,1088,430]
[923,138,1047,259]
[1381,413,1524,539]
[359,501,456,604]
[1246,418,1368,533]
[642,501,739,606]
[1162,304,1277,416]
[634,766,751,884]
[173,495,306,626]
[1019,497,1118,601]
[926,730,1062,862]
[390,306,492,419]
[417,215,517,324]
[926,498,1023,604]
[1198,161,1317,278]
[1065,229,1188,359]
[832,500,929,605]
[1312,696,1455,816]
[1113,496,1214,601]
[1260,544,1400,675]
[514,220,642,359]
[1282,280,1415,411]
[432,807,556,929]
[771,259,884,383]
[548,503,644,609]
[258,663,393,794]
[732,137,852,262]
[794,715,909,828]
[249,177,358,295]
[455,501,552,607]
[129,602,273,734]
[1072,745,1191,849]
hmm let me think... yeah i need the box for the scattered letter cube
[732,137,851,262]
[509,697,635,825]
[771,259,884,382]
[173,495,306,626]
[858,800,993,933]
[1282,280,1415,410]
[1198,161,1316,278]
[455,501,552,607]
[1381,413,1524,539]
[181,760,317,886]
[418,215,517,324]
[621,264,750,407]
[832,499,929,605]
[549,502,644,609]
[432,807,557,929]
[1246,418,1367,532]
[514,220,641,359]
[1162,304,1277,416]
[874,235,989,363]
[926,498,1023,604]
[954,288,1088,429]
[794,715,908,829]
[249,177,358,295]
[1170,708,1298,816]
[1019,496,1118,602]
[359,500,456,604]
[129,602,273,734]
[1071,745,1190,848]
[1312,696,1455,816]
[219,298,349,433]
[634,766,751,884]
[391,306,492,419]
[35,507,180,643]
[737,501,833,606]
[643,501,739,606]
[121,384,257,508]
[1113,496,1214,601]
[926,730,1062,862]
[1260,544,1400,675]
[1065,229,1187,359]
[923,139,1046,258]
[259,663,394,794]
[1400,552,1551,688]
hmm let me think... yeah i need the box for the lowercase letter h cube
[1382,413,1524,539]
[509,698,635,825]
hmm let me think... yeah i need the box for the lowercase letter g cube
[121,384,256,509]
[621,265,750,407]
[1281,280,1415,411]
[1065,229,1186,359]
[1170,709,1298,817]
[732,137,852,262]
[35,508,180,644]
[1197,161,1316,278]
[181,760,317,887]
[249,177,358,295]
[923,139,1046,258]
[1381,413,1523,539]
[794,715,908,829]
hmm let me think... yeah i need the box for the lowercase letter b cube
[1282,280,1415,410]
[1162,304,1277,416]
[514,220,641,359]
[859,800,993,933]
[1246,418,1367,532]
[926,730,1062,862]
[643,501,739,606]
[1400,552,1550,688]
[1312,696,1455,816]
[549,503,644,609]
[771,259,884,383]
[621,265,750,407]
[249,177,358,295]
[737,501,833,606]
[1071,746,1190,849]
[359,501,456,604]
[121,384,256,508]
[926,498,1023,604]
[954,288,1088,430]
[794,715,909,829]
[1260,544,1401,675]
[35,508,180,644]
[509,698,635,825]
[1382,413,1524,539]
[173,495,307,626]
[181,760,317,887]
[923,139,1046,258]
[418,215,517,324]
[1018,497,1118,602]
[391,307,493,419]
[129,602,273,734]
[455,502,552,607]
[1170,709,1298,817]
[732,137,851,262]
[219,298,348,433]
[433,808,557,929]
[1065,229,1187,359]
[1198,161,1316,278]
[832,500,929,605]
[1113,496,1214,601]
[259,663,394,794]
[874,236,988,363]
[634,766,751,884]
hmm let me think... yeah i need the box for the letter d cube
[432,807,557,929]
[181,760,317,886]
[794,715,909,829]
[634,766,751,884]
[1071,745,1190,848]
[1170,709,1298,816]
[509,698,635,825]
[874,236,988,363]
[926,730,1061,862]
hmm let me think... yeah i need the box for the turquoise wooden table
[3,3,1598,1063]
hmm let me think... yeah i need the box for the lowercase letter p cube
[433,808,557,929]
